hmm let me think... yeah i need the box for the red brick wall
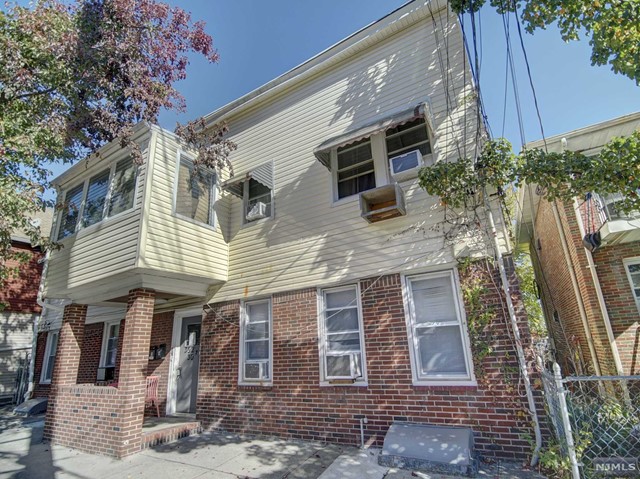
[45,384,131,456]
[0,241,43,313]
[593,242,640,374]
[145,311,174,417]
[533,198,640,376]
[45,289,157,458]
[33,331,50,398]
[532,199,616,375]
[77,323,104,384]
[33,313,172,402]
[197,263,538,460]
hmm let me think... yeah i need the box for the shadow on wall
[212,11,478,298]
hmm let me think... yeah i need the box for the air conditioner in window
[389,149,422,177]
[246,202,268,221]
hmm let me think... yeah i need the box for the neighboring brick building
[519,113,640,376]
[0,209,52,403]
[38,0,544,461]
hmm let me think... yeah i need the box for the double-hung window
[244,178,272,223]
[56,156,138,240]
[403,271,474,385]
[174,152,216,226]
[335,138,376,200]
[100,321,120,369]
[319,285,367,384]
[624,258,640,311]
[239,299,272,384]
[40,330,59,384]
[386,118,431,175]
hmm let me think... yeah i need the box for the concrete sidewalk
[0,409,545,479]
[0,410,345,479]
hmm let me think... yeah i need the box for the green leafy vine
[418,132,640,214]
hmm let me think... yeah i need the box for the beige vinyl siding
[212,9,488,301]
[140,129,228,283]
[0,312,35,401]
[44,148,147,297]
[0,312,35,349]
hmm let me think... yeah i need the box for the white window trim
[40,329,60,384]
[172,149,217,230]
[238,298,273,386]
[385,119,435,180]
[242,177,275,227]
[623,256,640,314]
[55,154,139,241]
[99,320,121,369]
[330,135,389,205]
[401,270,476,387]
[317,284,368,387]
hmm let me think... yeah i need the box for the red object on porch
[146,376,160,417]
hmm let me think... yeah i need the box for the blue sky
[158,0,639,152]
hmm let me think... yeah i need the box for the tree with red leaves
[0,0,234,287]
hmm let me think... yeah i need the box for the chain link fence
[540,361,640,478]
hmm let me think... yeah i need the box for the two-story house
[518,112,640,377]
[36,0,542,461]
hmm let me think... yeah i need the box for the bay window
[56,156,138,240]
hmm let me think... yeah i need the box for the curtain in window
[83,169,110,227]
[108,158,137,217]
[175,159,214,224]
[57,184,85,240]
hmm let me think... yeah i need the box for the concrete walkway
[0,409,545,479]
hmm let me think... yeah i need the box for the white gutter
[484,192,541,467]
[573,199,625,375]
[551,201,603,376]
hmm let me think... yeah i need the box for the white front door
[167,310,202,415]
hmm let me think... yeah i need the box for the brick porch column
[44,303,87,441]
[115,288,156,456]
[52,303,88,385]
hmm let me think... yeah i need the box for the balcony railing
[594,193,640,223]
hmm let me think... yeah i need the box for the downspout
[26,200,66,401]
[573,199,625,376]
[551,202,603,376]
[483,191,542,467]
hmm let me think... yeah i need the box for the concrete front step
[378,422,477,477]
[141,420,202,450]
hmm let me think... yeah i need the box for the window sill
[331,195,360,208]
[241,215,274,229]
[173,212,217,231]
[412,379,477,388]
[320,380,368,387]
[39,380,52,385]
[238,382,273,389]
